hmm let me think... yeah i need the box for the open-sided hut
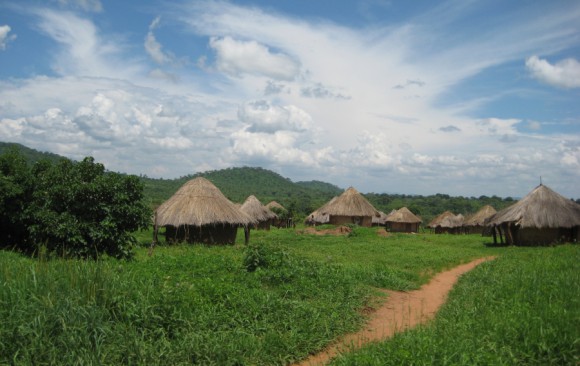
[316,187,379,227]
[240,195,277,230]
[487,184,580,245]
[372,210,393,227]
[154,177,254,245]
[305,197,335,226]
[428,211,463,234]
[385,207,422,233]
[266,201,293,228]
[464,205,496,235]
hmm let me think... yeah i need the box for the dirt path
[294,256,495,366]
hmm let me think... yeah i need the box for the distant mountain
[1,141,520,221]
[142,167,339,214]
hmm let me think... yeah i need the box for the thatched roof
[305,197,336,224]
[372,210,393,225]
[155,177,254,227]
[386,207,422,224]
[487,184,580,229]
[240,195,277,222]
[319,187,379,217]
[266,201,287,212]
[465,205,496,226]
[428,211,459,228]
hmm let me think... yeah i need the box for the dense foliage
[0,148,150,259]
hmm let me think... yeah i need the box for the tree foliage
[0,149,150,259]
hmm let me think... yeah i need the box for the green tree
[0,151,151,259]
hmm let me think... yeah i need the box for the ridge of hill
[0,142,66,165]
[1,141,521,221]
[142,167,342,214]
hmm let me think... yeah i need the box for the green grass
[1,227,577,365]
[330,244,580,365]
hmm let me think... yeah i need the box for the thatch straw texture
[465,205,496,226]
[241,195,277,222]
[487,184,580,229]
[385,207,422,224]
[372,210,392,226]
[428,211,456,228]
[305,197,336,225]
[266,201,286,212]
[155,177,254,227]
[320,187,379,217]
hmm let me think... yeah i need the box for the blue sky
[1,0,579,198]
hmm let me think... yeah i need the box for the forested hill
[2,141,523,222]
[141,167,343,215]
[0,142,65,165]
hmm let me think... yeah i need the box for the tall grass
[1,228,576,365]
[1,242,368,365]
[330,244,580,365]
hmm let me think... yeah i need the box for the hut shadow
[484,242,510,247]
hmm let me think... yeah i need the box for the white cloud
[0,25,17,50]
[238,100,312,133]
[526,55,580,89]
[209,36,300,80]
[33,9,143,79]
[145,16,173,65]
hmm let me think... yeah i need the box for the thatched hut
[240,195,277,230]
[487,184,580,245]
[266,201,286,213]
[372,210,393,227]
[316,187,379,227]
[305,197,335,226]
[464,205,496,235]
[155,177,254,245]
[385,207,422,233]
[428,211,464,234]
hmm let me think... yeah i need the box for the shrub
[0,150,151,259]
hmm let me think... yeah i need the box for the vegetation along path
[295,256,496,366]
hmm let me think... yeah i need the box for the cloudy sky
[1,0,579,198]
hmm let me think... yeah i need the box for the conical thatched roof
[465,205,496,226]
[241,195,277,222]
[428,211,456,228]
[386,207,422,224]
[155,177,254,227]
[320,187,379,217]
[266,201,286,212]
[487,184,580,228]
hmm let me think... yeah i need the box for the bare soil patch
[300,226,352,236]
[294,256,495,366]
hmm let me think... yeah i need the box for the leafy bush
[0,149,151,259]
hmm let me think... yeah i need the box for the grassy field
[1,226,578,365]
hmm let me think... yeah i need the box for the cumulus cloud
[526,55,580,89]
[0,25,17,50]
[209,36,300,80]
[238,100,312,134]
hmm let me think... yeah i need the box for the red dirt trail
[294,256,495,366]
